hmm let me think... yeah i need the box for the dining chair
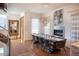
[54,39,67,55]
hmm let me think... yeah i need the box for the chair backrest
[38,37,44,44]
[55,39,66,49]
[44,39,49,46]
[36,36,39,41]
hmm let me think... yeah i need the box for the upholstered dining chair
[54,39,67,55]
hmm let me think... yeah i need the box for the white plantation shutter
[71,14,79,42]
[32,18,40,34]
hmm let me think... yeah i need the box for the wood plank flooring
[10,39,70,56]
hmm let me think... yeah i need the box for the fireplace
[54,30,63,37]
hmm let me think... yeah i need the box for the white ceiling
[7,3,79,15]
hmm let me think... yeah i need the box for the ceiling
[7,3,79,15]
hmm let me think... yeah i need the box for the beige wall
[24,12,42,40]
[24,12,31,40]
[40,12,54,35]
[39,16,46,34]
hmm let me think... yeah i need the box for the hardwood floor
[10,39,70,56]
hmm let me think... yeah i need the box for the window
[0,15,7,29]
[32,18,40,34]
[44,22,50,34]
[71,14,79,42]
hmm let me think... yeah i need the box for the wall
[39,16,46,34]
[40,12,54,35]
[24,12,31,40]
[24,12,42,40]
[7,13,20,20]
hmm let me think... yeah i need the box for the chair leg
[63,47,67,56]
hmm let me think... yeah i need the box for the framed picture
[8,20,19,36]
[54,9,63,25]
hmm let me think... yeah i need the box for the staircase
[0,26,10,56]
